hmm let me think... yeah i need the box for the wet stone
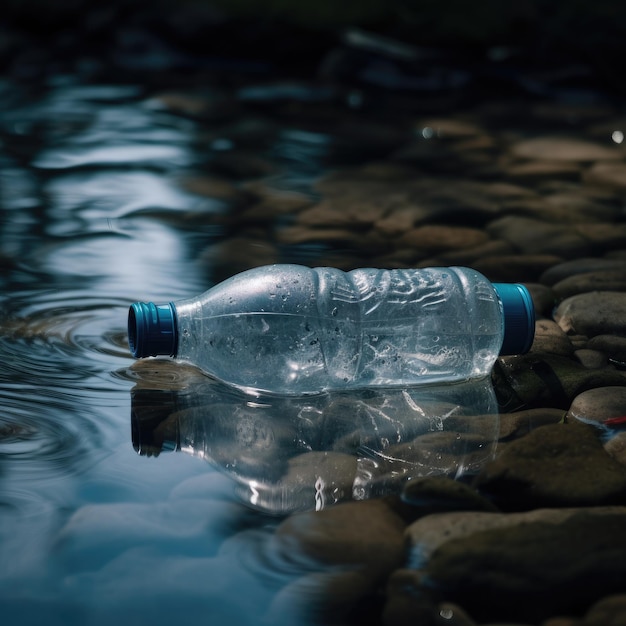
[567,386,626,426]
[555,292,626,337]
[471,254,563,283]
[486,215,591,258]
[543,192,622,223]
[574,349,610,369]
[476,422,626,510]
[505,160,582,182]
[492,353,626,412]
[605,433,626,466]
[583,594,626,626]
[297,199,388,228]
[583,161,626,190]
[268,498,407,619]
[422,239,514,268]
[396,225,490,252]
[530,320,575,357]
[552,269,626,299]
[494,408,565,441]
[587,334,626,365]
[415,507,626,623]
[401,476,498,513]
[540,258,626,286]
[576,222,626,251]
[510,137,622,162]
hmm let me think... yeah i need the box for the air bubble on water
[331,307,338,316]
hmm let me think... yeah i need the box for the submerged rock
[475,422,626,510]
[413,507,626,623]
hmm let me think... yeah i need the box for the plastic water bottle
[128,264,534,395]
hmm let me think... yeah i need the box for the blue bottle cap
[128,302,177,358]
[492,283,535,355]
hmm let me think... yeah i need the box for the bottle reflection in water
[130,363,499,515]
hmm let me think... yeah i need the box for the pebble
[475,422,626,509]
[552,270,626,299]
[397,225,490,252]
[492,353,626,412]
[419,507,626,623]
[574,349,609,369]
[530,320,575,356]
[583,594,626,626]
[506,160,582,182]
[269,498,407,620]
[554,292,626,336]
[486,216,591,258]
[540,258,626,286]
[567,386,626,426]
[583,161,626,190]
[605,432,626,465]
[401,476,498,513]
[510,137,622,162]
[587,334,626,365]
[472,254,563,282]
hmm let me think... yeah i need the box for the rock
[268,498,407,620]
[494,408,565,441]
[510,137,622,162]
[605,432,626,465]
[530,320,575,356]
[583,594,626,626]
[567,387,626,426]
[383,569,440,626]
[552,270,626,299]
[421,240,514,266]
[574,349,609,369]
[397,225,490,252]
[506,160,582,182]
[273,498,406,570]
[555,292,626,336]
[492,353,626,411]
[406,506,625,569]
[420,507,626,623]
[472,254,563,283]
[574,223,626,252]
[401,476,498,513]
[297,199,388,227]
[543,192,622,222]
[540,258,626,286]
[476,422,626,510]
[486,216,591,258]
[587,335,626,365]
[583,162,626,190]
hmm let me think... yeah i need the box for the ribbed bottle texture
[128,265,534,395]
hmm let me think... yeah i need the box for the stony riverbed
[2,3,626,625]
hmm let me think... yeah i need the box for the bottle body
[170,265,507,394]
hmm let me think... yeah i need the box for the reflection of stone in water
[130,369,499,515]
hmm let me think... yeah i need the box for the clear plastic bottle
[128,264,534,395]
